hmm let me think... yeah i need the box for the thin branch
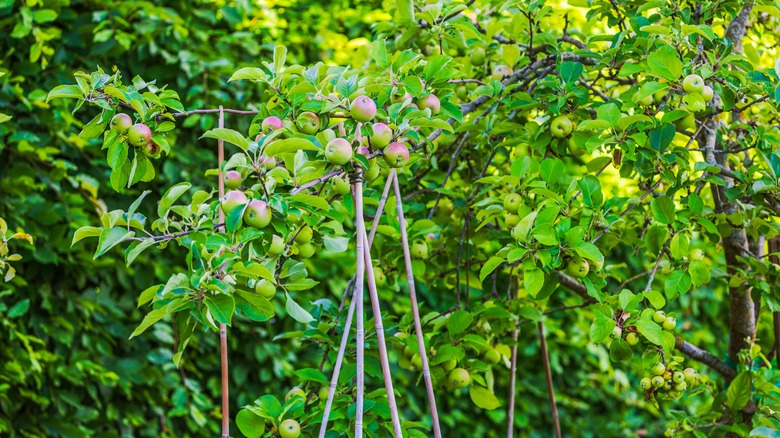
[538,321,562,438]
[674,337,737,381]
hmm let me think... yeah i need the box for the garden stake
[217,106,230,438]
[352,167,367,438]
[538,321,561,438]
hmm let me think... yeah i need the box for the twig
[538,321,562,438]
[507,278,519,438]
[428,133,469,219]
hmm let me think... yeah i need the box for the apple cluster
[639,361,700,401]
[109,114,162,158]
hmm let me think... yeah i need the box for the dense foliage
[3,0,780,437]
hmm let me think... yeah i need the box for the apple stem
[393,170,442,438]
[217,106,230,438]
[538,321,562,438]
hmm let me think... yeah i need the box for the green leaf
[524,268,544,297]
[263,138,319,156]
[664,270,691,299]
[8,298,30,318]
[725,371,751,412]
[235,291,274,322]
[447,310,473,335]
[229,67,268,82]
[206,294,235,325]
[273,45,287,73]
[689,260,710,288]
[126,239,156,266]
[294,368,328,384]
[285,292,314,324]
[201,128,250,150]
[577,175,603,207]
[322,235,349,253]
[574,241,603,265]
[596,102,620,128]
[531,224,558,245]
[609,339,632,362]
[236,409,265,438]
[479,256,504,281]
[559,61,583,83]
[291,193,330,211]
[158,182,192,218]
[46,84,82,102]
[94,228,134,259]
[589,312,616,343]
[650,196,675,224]
[469,385,501,410]
[409,117,453,132]
[644,289,666,309]
[647,45,682,81]
[130,308,168,338]
[72,226,103,247]
[371,39,389,69]
[635,318,663,345]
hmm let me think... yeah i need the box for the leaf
[46,84,82,102]
[72,226,103,246]
[8,299,30,318]
[479,256,504,281]
[263,138,319,156]
[206,294,235,325]
[447,310,473,335]
[725,371,751,412]
[158,183,192,217]
[531,224,558,245]
[635,318,663,345]
[236,409,265,438]
[596,103,620,128]
[235,291,274,322]
[643,289,666,309]
[94,228,134,259]
[371,39,389,69]
[201,128,250,150]
[559,61,583,83]
[577,175,603,207]
[322,235,349,253]
[689,260,710,288]
[294,368,328,384]
[126,239,156,266]
[574,241,603,265]
[647,45,682,81]
[409,117,453,132]
[650,196,675,224]
[524,268,544,297]
[609,339,632,362]
[285,292,314,324]
[469,385,502,410]
[589,312,616,343]
[664,270,691,299]
[273,45,287,73]
[229,67,268,82]
[291,193,330,211]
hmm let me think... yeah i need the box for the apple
[652,362,666,376]
[350,95,377,122]
[110,113,133,133]
[640,377,652,390]
[683,368,697,384]
[325,138,353,165]
[383,142,410,168]
[503,193,521,213]
[447,368,471,388]
[262,156,277,170]
[403,345,415,358]
[331,174,350,195]
[296,111,320,135]
[566,257,590,278]
[366,159,380,180]
[373,267,386,287]
[411,353,423,369]
[662,316,677,331]
[483,348,501,365]
[268,235,285,256]
[492,65,513,80]
[254,279,276,298]
[224,170,243,190]
[701,85,714,102]
[610,326,623,339]
[441,358,457,371]
[221,190,248,215]
[456,86,468,100]
[297,242,315,258]
[295,226,313,244]
[262,116,283,133]
[653,89,667,104]
[417,94,441,114]
[279,419,301,438]
[652,376,665,388]
[505,214,520,228]
[673,371,685,383]
[244,200,272,228]
[285,387,305,401]
[682,74,704,94]
[393,92,413,104]
[625,332,639,346]
[142,141,161,158]
[318,387,329,401]
[653,310,666,324]
[410,241,428,259]
[127,123,152,147]
[636,93,653,106]
[688,248,705,261]
[550,115,574,138]
[674,381,687,392]
[469,48,486,65]
[370,123,393,148]
[675,113,697,131]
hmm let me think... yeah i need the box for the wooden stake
[392,171,442,438]
[538,321,561,438]
[507,325,519,438]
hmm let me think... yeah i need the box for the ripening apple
[110,113,133,133]
[350,95,377,122]
[610,326,622,339]
[653,310,666,324]
[674,381,687,392]
[268,235,285,256]
[662,316,677,331]
[244,200,272,228]
[373,267,386,287]
[456,85,468,100]
[636,93,653,106]
[492,65,513,80]
[683,368,697,384]
[370,123,393,148]
[285,387,305,401]
[383,142,410,168]
[297,242,315,258]
[262,116,284,133]
[566,257,590,278]
[503,193,521,213]
[417,94,441,114]
[550,115,574,138]
[682,74,705,94]
[262,156,277,170]
[318,387,329,402]
[410,241,429,259]
[675,113,697,131]
[625,332,639,346]
[672,371,685,383]
[505,214,520,228]
[224,170,243,190]
[652,362,666,376]
[701,85,714,102]
[220,190,248,215]
[127,123,152,147]
[651,375,665,388]
[295,226,313,244]
[142,141,161,158]
[640,377,652,390]
[483,348,501,365]
[279,419,301,438]
[447,368,471,388]
[325,138,353,165]
[296,111,320,135]
[331,174,350,195]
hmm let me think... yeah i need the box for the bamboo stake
[361,227,403,437]
[353,168,367,438]
[392,170,442,438]
[538,321,561,438]
[217,106,230,438]
[507,325,519,438]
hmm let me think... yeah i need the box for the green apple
[688,248,705,261]
[365,158,380,180]
[672,371,685,383]
[224,170,243,189]
[142,141,161,158]
[279,419,301,438]
[506,214,520,228]
[383,142,410,168]
[325,138,353,165]
[456,85,468,100]
[331,174,351,195]
[469,47,486,65]
[610,326,622,339]
[683,368,697,384]
[441,358,457,371]
[127,123,152,147]
[674,381,687,392]
[675,113,697,131]
[350,95,377,122]
[220,190,248,215]
[373,267,386,287]
[483,348,501,365]
[296,111,320,135]
[110,113,133,133]
[636,93,653,106]
[652,362,666,376]
[653,310,666,324]
[447,368,471,388]
[417,94,441,114]
[550,115,573,138]
[662,316,677,331]
[410,241,428,259]
[268,235,285,256]
[566,257,590,278]
[503,193,522,213]
[285,387,305,401]
[297,242,315,258]
[244,200,272,229]
[640,377,652,390]
[701,85,714,102]
[682,74,704,94]
[295,226,313,244]
[255,279,276,299]
[625,332,639,346]
[318,387,329,401]
[411,353,423,369]
[652,376,665,388]
[370,122,393,148]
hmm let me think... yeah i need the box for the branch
[675,337,737,381]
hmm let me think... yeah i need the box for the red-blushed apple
[244,199,272,228]
[383,142,410,168]
[370,122,393,148]
[325,138,353,165]
[417,94,440,114]
[350,95,377,122]
[492,65,513,80]
[220,190,248,215]
[296,112,320,135]
[224,170,243,189]
[127,123,152,147]
[262,116,283,133]
[268,235,285,256]
[110,113,133,133]
[142,141,161,158]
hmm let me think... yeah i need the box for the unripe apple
[142,141,161,158]
[255,279,276,299]
[383,142,410,168]
[393,92,413,104]
[663,316,677,331]
[566,257,590,278]
[244,200,272,229]
[224,170,243,190]
[296,111,320,135]
[221,190,249,215]
[365,159,380,180]
[285,387,305,401]
[672,371,685,383]
[279,419,301,438]
[683,368,697,384]
[503,193,521,213]
[127,123,152,147]
[331,174,350,195]
[550,115,574,138]
[701,85,714,102]
[370,123,393,148]
[483,348,501,365]
[652,376,665,388]
[297,242,315,258]
[674,381,687,392]
[682,74,705,94]
[456,86,468,100]
[325,138,353,165]
[675,113,697,131]
[373,267,386,287]
[295,226,313,244]
[262,116,284,133]
[417,94,441,114]
[610,326,622,339]
[492,65,513,80]
[688,248,705,261]
[469,47,486,65]
[110,113,133,133]
[410,241,429,259]
[636,93,653,106]
[411,353,423,369]
[350,95,377,122]
[653,310,666,324]
[625,332,639,346]
[664,379,673,391]
[447,368,471,388]
[505,214,520,228]
[262,156,277,170]
[441,358,457,371]
[268,235,285,256]
[318,387,329,401]
[652,362,666,376]
[640,377,652,390]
